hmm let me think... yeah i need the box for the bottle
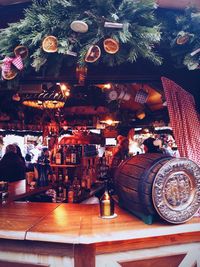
[56,172,64,202]
[67,184,74,203]
[63,171,70,200]
[100,185,114,218]
[65,146,71,164]
[71,146,77,164]
[85,168,91,190]
[73,176,81,202]
[55,147,62,165]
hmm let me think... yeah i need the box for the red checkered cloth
[2,56,23,72]
[134,89,148,104]
[161,77,200,166]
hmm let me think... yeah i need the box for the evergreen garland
[0,0,199,82]
[160,8,200,70]
[0,0,162,78]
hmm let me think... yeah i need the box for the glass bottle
[55,147,62,165]
[63,171,70,200]
[73,176,81,202]
[67,184,74,203]
[71,146,77,164]
[56,173,64,202]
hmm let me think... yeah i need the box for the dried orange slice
[70,20,88,33]
[42,35,58,53]
[85,45,101,63]
[176,34,190,45]
[2,68,18,80]
[14,45,29,59]
[103,38,119,54]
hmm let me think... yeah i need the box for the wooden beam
[96,231,200,254]
[74,244,96,267]
[0,0,200,9]
[119,254,186,267]
[157,0,200,10]
[0,0,30,6]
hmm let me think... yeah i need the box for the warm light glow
[100,119,120,126]
[136,110,146,120]
[103,83,112,89]
[23,100,65,109]
[58,83,70,98]
[106,119,114,126]
[60,83,68,91]
[143,128,149,133]
[54,206,70,226]
[22,84,66,109]
[64,91,70,97]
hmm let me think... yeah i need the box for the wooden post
[74,244,96,267]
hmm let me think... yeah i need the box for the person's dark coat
[0,151,26,182]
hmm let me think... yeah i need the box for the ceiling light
[136,110,146,120]
[100,119,120,126]
[103,83,112,89]
[22,84,66,109]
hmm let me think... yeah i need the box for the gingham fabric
[2,57,13,72]
[12,56,23,70]
[134,89,148,104]
[2,55,23,72]
[161,77,200,166]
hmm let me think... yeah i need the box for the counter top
[0,202,60,240]
[0,202,200,245]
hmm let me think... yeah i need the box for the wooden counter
[0,202,200,267]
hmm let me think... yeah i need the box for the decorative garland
[0,0,199,82]
[160,7,200,70]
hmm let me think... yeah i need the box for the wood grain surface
[0,202,199,245]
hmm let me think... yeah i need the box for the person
[110,137,129,178]
[25,153,34,172]
[14,144,26,164]
[36,147,52,186]
[143,137,162,153]
[0,144,26,182]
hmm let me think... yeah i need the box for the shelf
[50,164,80,168]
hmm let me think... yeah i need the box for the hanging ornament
[104,22,123,29]
[76,65,88,85]
[190,48,200,57]
[42,36,58,53]
[136,110,146,120]
[14,45,28,59]
[103,38,119,54]
[2,56,23,72]
[70,20,88,33]
[12,93,21,101]
[85,45,101,63]
[176,31,190,45]
[66,50,78,57]
[1,55,24,80]
[2,68,18,80]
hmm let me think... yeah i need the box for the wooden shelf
[50,164,80,168]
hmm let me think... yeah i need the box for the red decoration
[161,77,200,166]
[2,55,23,73]
[76,65,88,85]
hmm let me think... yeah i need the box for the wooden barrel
[115,153,200,224]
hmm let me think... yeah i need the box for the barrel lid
[152,158,200,224]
